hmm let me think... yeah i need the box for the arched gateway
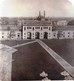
[27,32,31,39]
[44,32,48,39]
[35,32,40,39]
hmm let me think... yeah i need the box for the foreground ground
[1,39,74,80]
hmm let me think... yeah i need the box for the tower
[44,10,45,18]
[39,11,41,17]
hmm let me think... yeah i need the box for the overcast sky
[0,0,74,17]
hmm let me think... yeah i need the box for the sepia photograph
[0,0,74,81]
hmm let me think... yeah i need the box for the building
[23,11,52,39]
[0,25,21,40]
[57,20,68,26]
[54,26,74,39]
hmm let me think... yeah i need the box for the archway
[44,32,48,39]
[27,32,31,39]
[35,32,40,39]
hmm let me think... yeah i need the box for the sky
[0,0,74,17]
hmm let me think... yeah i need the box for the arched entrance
[27,32,31,39]
[44,32,48,39]
[35,32,40,39]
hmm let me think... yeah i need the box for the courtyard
[1,39,74,80]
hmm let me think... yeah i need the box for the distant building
[0,25,21,40]
[57,20,68,26]
[53,26,74,39]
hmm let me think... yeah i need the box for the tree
[67,20,74,26]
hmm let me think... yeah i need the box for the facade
[22,11,53,39]
[23,21,52,39]
[0,30,10,40]
[52,30,58,39]
[54,26,74,39]
[0,25,21,40]
[10,30,21,39]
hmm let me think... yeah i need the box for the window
[18,35,20,37]
[54,34,56,36]
[2,33,4,35]
[33,33,34,35]
[2,36,3,38]
[35,27,40,29]
[17,33,20,34]
[63,32,65,34]
[63,35,65,37]
[7,33,9,35]
[41,27,42,30]
[7,36,10,38]
[49,27,50,30]
[24,33,26,35]
[68,32,70,34]
[27,27,31,29]
[68,35,70,37]
[49,33,50,35]
[33,27,34,30]
[41,33,42,35]
[24,27,26,30]
[43,27,48,29]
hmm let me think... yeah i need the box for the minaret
[39,11,41,17]
[44,10,45,18]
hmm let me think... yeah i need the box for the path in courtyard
[12,40,36,48]
[36,39,74,79]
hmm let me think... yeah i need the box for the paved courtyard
[12,42,64,80]
[1,39,74,80]
[43,39,74,66]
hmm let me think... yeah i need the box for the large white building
[22,11,53,39]
[23,21,52,39]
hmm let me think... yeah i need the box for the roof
[53,26,74,31]
[0,25,21,31]
[23,20,52,26]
